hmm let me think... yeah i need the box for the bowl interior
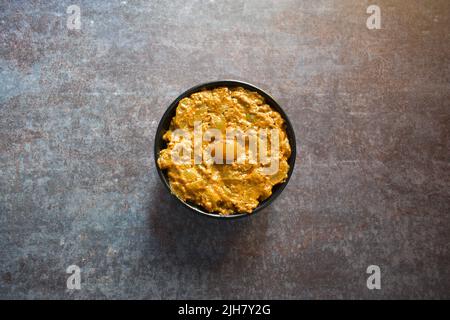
[154,80,296,219]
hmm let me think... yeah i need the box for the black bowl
[154,80,296,219]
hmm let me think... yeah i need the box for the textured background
[0,0,449,299]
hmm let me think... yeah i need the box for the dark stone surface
[0,0,449,299]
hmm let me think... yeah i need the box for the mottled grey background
[0,0,449,299]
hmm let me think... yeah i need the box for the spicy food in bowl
[157,86,292,215]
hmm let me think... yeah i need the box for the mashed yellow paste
[157,87,291,215]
